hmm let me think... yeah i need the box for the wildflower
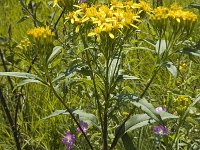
[139,1,151,12]
[153,125,169,135]
[179,63,187,70]
[62,132,76,150]
[65,2,141,40]
[155,106,166,112]
[76,121,88,133]
[17,38,31,50]
[27,26,54,41]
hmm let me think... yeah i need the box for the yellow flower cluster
[27,26,54,41]
[17,38,31,50]
[174,95,191,115]
[168,4,197,23]
[150,4,197,33]
[65,1,150,41]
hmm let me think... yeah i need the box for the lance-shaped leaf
[156,40,167,56]
[162,61,177,78]
[43,109,99,129]
[131,98,164,124]
[47,46,63,64]
[16,79,46,88]
[115,112,178,138]
[116,95,164,124]
[0,72,42,80]
[181,47,200,57]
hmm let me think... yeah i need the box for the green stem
[47,75,93,150]
[110,66,161,150]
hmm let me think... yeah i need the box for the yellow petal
[88,32,96,36]
[75,26,80,33]
[53,0,58,7]
[176,18,180,23]
[109,32,114,39]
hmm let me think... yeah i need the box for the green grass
[0,0,200,150]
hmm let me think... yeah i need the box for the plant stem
[0,50,21,150]
[0,89,21,150]
[47,77,94,150]
[110,66,161,149]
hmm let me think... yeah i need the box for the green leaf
[156,40,167,56]
[181,47,200,57]
[52,64,83,83]
[187,3,200,10]
[116,112,178,138]
[122,133,137,150]
[47,46,63,64]
[42,110,69,119]
[0,72,42,80]
[116,75,140,83]
[43,109,99,129]
[17,16,29,24]
[16,79,45,88]
[116,95,164,124]
[131,98,164,124]
[73,110,99,128]
[162,61,177,78]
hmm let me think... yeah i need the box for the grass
[0,0,200,150]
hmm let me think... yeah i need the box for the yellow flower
[179,63,187,70]
[17,38,31,49]
[65,2,141,40]
[139,1,151,12]
[170,3,182,11]
[27,26,54,40]
[151,7,168,21]
[88,27,102,42]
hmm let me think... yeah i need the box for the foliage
[0,0,200,150]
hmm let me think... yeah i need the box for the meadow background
[0,0,200,150]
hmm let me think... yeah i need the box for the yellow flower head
[17,38,31,50]
[179,62,187,70]
[27,26,54,40]
[151,7,169,21]
[66,2,141,41]
[139,1,151,12]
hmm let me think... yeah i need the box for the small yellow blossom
[66,1,142,41]
[139,1,151,12]
[179,63,187,70]
[27,26,54,40]
[150,4,197,35]
[17,38,31,49]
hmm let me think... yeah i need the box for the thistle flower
[77,121,88,133]
[62,132,76,150]
[153,125,169,135]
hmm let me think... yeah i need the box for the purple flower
[155,106,166,112]
[153,125,169,135]
[77,121,88,133]
[78,0,86,4]
[62,132,76,150]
